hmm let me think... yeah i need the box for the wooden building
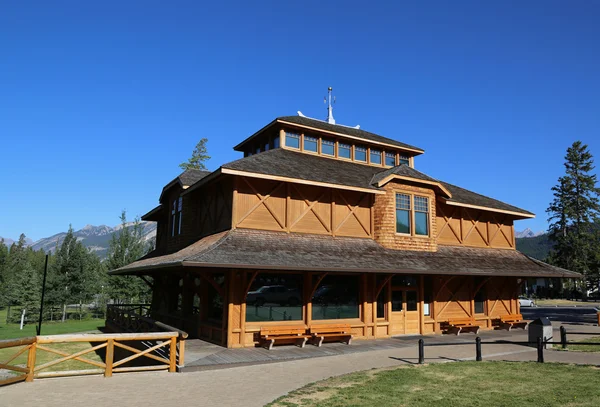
[110,103,578,348]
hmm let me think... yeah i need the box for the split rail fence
[0,330,186,387]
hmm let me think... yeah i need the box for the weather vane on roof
[324,86,336,124]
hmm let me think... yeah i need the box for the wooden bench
[445,318,480,335]
[309,324,353,347]
[259,326,310,350]
[498,314,528,331]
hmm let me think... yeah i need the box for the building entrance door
[390,288,420,335]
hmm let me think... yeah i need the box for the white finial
[325,86,336,124]
[297,111,306,117]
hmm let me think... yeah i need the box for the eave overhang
[375,174,452,198]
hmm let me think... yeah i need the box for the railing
[0,331,185,386]
[416,325,600,364]
[106,303,152,332]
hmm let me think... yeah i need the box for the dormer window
[273,135,280,149]
[322,139,335,156]
[304,135,318,152]
[286,132,300,149]
[396,193,429,236]
[338,143,351,159]
[172,196,183,237]
[370,149,382,165]
[355,146,367,162]
[399,155,409,166]
[385,152,396,167]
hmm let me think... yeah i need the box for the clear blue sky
[1,1,599,241]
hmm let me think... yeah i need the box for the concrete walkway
[2,323,600,407]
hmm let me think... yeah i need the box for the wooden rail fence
[0,331,186,386]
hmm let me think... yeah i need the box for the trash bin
[528,317,552,349]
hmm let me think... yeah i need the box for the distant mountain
[0,236,33,247]
[1,222,156,259]
[516,233,552,261]
[515,228,546,239]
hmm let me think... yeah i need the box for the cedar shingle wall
[373,182,437,252]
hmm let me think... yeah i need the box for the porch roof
[110,229,579,278]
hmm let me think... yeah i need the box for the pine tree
[0,239,8,305]
[105,211,151,303]
[547,141,600,295]
[179,138,210,171]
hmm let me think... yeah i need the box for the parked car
[518,296,535,307]
[246,285,301,306]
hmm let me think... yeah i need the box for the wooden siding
[436,201,515,249]
[234,176,373,238]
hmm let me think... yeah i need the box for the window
[399,155,410,165]
[322,139,335,156]
[338,143,351,159]
[385,152,396,167]
[423,277,433,316]
[370,149,382,165]
[391,275,418,287]
[474,278,486,314]
[355,146,367,162]
[177,196,183,235]
[304,135,318,152]
[273,135,280,149]
[396,194,430,237]
[312,275,359,320]
[396,193,411,234]
[391,290,403,312]
[264,142,269,151]
[406,291,418,311]
[255,146,261,154]
[376,290,386,319]
[414,196,429,236]
[246,273,303,322]
[171,196,183,237]
[286,132,300,149]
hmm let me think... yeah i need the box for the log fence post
[25,342,37,382]
[169,336,177,372]
[105,339,114,377]
[537,337,544,363]
[475,336,482,361]
[418,339,424,364]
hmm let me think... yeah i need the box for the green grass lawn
[267,362,600,407]
[536,299,600,307]
[560,336,600,352]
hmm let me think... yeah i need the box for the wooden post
[419,275,425,335]
[169,336,177,372]
[26,342,36,382]
[178,338,185,367]
[105,339,114,377]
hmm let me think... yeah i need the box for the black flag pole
[37,254,49,336]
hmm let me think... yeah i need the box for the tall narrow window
[177,196,183,235]
[322,139,335,155]
[355,146,367,162]
[399,155,410,165]
[338,143,351,159]
[273,135,280,149]
[264,141,270,151]
[370,149,382,165]
[171,200,176,237]
[285,132,300,149]
[385,152,396,167]
[414,196,429,236]
[304,135,318,152]
[396,193,411,234]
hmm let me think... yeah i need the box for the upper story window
[370,149,382,165]
[304,135,318,152]
[264,141,270,151]
[322,139,335,156]
[172,196,183,237]
[338,143,351,159]
[396,194,411,234]
[255,146,261,154]
[385,152,396,167]
[355,146,367,162]
[286,132,300,149]
[273,135,280,149]
[396,194,429,236]
[399,155,410,165]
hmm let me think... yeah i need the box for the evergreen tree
[179,138,210,171]
[105,211,151,303]
[547,141,600,295]
[0,239,8,305]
